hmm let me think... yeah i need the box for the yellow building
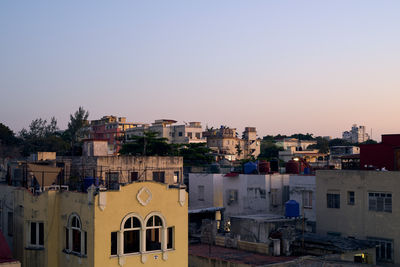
[0,181,188,267]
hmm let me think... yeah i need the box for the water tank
[270,159,279,172]
[285,160,300,174]
[84,177,99,192]
[258,160,270,173]
[285,200,300,218]
[244,161,257,174]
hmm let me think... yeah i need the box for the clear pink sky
[1,1,400,140]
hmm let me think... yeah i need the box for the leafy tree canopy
[0,123,19,145]
[120,131,175,156]
[19,117,69,156]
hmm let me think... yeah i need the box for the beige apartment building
[203,126,260,161]
[316,170,399,264]
[125,120,205,144]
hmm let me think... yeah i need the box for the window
[130,172,139,182]
[107,172,119,188]
[7,212,13,236]
[368,237,393,262]
[173,171,179,184]
[327,193,340,209]
[271,189,279,206]
[195,133,201,139]
[167,227,174,250]
[369,192,392,213]
[347,191,355,205]
[302,191,313,209]
[123,216,141,254]
[178,132,182,137]
[29,222,44,248]
[146,216,162,251]
[227,189,238,205]
[111,232,117,256]
[187,132,192,139]
[198,186,205,201]
[282,186,290,203]
[66,214,86,256]
[152,172,165,183]
[116,213,173,257]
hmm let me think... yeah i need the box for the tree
[289,133,315,140]
[235,143,242,157]
[258,140,283,160]
[120,131,175,156]
[328,138,352,147]
[65,107,89,155]
[0,123,20,157]
[307,136,329,153]
[0,123,19,145]
[19,117,69,156]
[179,143,214,166]
[360,139,378,145]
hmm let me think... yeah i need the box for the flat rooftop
[230,213,297,223]
[189,244,298,266]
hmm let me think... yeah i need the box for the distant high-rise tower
[342,124,369,143]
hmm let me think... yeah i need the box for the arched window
[66,214,86,256]
[123,216,141,254]
[112,213,174,257]
[145,215,163,251]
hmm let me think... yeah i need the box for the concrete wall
[61,156,183,185]
[289,175,316,222]
[189,174,289,217]
[316,170,400,264]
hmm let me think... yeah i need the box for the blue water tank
[285,200,300,218]
[244,162,257,174]
[84,177,99,192]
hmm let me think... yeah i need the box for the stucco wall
[316,170,400,263]
[93,181,188,267]
[189,174,289,217]
[289,175,316,222]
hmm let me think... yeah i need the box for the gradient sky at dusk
[1,1,400,139]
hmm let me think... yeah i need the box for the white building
[288,175,316,232]
[342,124,369,143]
[276,138,317,151]
[189,173,289,218]
[125,120,205,144]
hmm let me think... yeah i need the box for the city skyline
[1,1,400,139]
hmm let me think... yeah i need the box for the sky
[1,1,400,140]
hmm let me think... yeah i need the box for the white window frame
[121,214,142,255]
[66,214,86,256]
[368,192,392,213]
[115,212,173,259]
[302,190,313,209]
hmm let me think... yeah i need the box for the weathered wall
[289,175,316,222]
[189,174,289,218]
[63,156,183,185]
[316,170,400,264]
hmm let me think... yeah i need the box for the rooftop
[189,244,298,266]
[230,213,296,223]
